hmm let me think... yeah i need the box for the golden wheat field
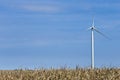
[0,68,120,80]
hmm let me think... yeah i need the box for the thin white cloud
[68,2,120,11]
[21,5,61,13]
[0,37,88,48]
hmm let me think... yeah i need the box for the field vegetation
[0,68,120,80]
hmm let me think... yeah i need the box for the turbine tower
[89,18,109,69]
[90,19,95,69]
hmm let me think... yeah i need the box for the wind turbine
[89,18,109,69]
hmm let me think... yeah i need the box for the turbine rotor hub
[90,27,95,30]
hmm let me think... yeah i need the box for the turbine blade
[92,18,95,27]
[87,27,91,30]
[94,29,110,39]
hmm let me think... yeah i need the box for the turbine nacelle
[88,26,96,31]
[90,27,95,30]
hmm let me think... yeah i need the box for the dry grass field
[0,68,120,80]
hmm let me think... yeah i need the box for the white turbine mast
[89,18,109,69]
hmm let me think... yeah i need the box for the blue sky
[0,0,120,69]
